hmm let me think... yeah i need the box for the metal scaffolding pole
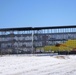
[31,31,34,54]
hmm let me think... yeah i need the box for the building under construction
[0,25,76,54]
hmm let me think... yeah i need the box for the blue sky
[0,0,76,28]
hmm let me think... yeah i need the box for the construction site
[0,25,76,54]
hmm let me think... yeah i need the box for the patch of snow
[0,55,76,75]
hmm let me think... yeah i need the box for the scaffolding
[0,25,76,54]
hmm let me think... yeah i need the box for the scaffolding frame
[0,25,76,54]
